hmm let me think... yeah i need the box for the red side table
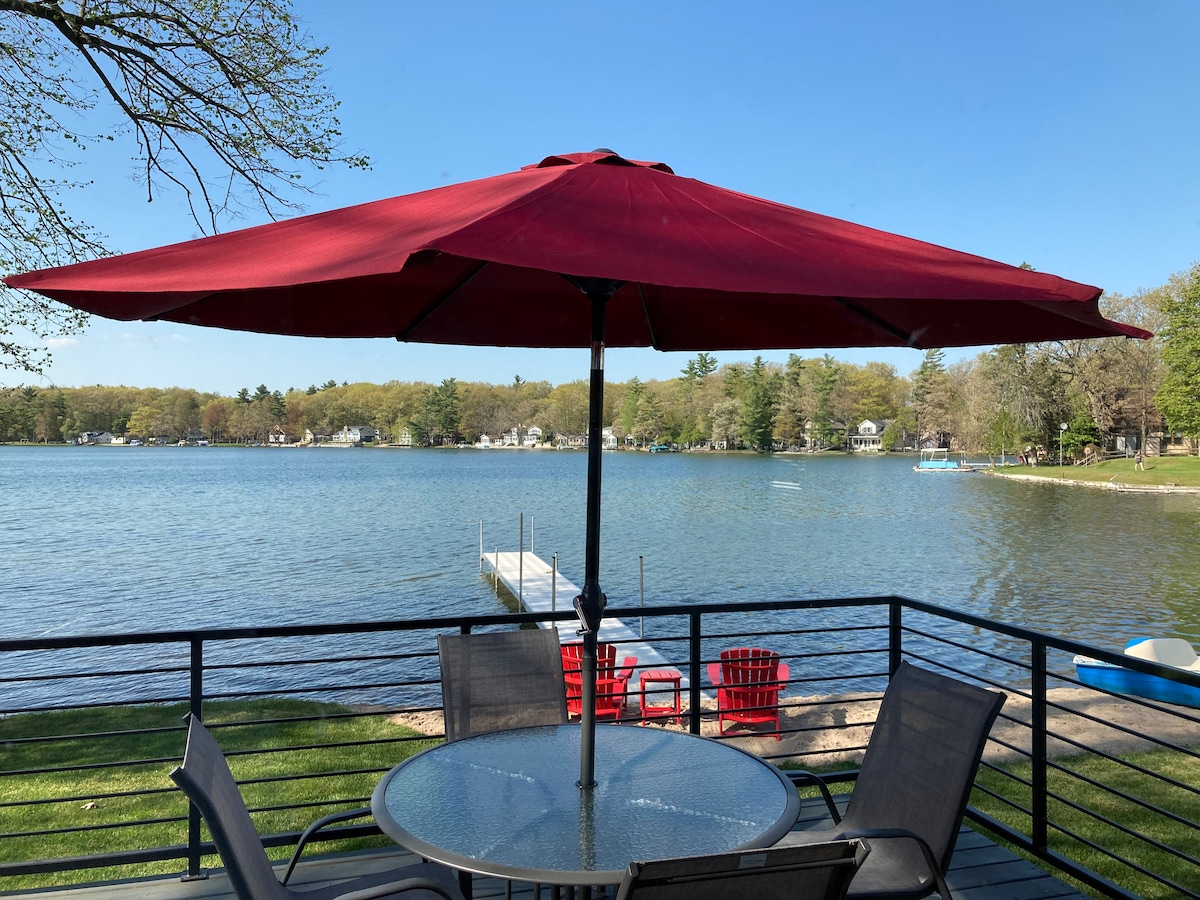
[639,668,682,724]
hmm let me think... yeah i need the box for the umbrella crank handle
[572,592,606,635]
[572,596,591,635]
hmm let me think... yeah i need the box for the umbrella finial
[592,147,617,154]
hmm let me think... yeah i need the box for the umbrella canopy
[5,150,1148,789]
[6,150,1145,347]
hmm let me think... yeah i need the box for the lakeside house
[500,425,544,446]
[330,425,378,445]
[268,425,293,445]
[849,419,888,452]
[77,431,113,445]
[555,432,587,448]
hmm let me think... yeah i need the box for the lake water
[3,445,1199,651]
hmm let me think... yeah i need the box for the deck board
[13,800,1092,900]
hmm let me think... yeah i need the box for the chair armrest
[785,770,842,824]
[282,805,372,884]
[707,662,723,685]
[336,876,462,900]
[777,662,790,683]
[618,657,638,680]
[833,826,950,900]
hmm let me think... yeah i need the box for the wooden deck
[16,797,1092,899]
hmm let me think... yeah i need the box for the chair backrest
[719,647,783,710]
[562,640,618,673]
[169,716,288,900]
[720,647,781,687]
[844,661,1006,875]
[615,839,869,900]
[439,628,568,742]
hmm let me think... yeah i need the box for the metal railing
[2,596,1199,898]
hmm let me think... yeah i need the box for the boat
[914,448,978,472]
[1073,638,1200,707]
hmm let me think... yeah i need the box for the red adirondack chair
[561,641,637,720]
[707,647,790,740]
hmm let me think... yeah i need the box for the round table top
[371,723,800,886]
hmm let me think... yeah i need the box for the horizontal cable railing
[2,596,1199,898]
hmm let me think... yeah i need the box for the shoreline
[984,468,1200,494]
[387,685,1198,767]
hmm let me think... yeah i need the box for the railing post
[1031,639,1049,852]
[888,600,903,674]
[688,612,703,734]
[552,553,558,612]
[185,638,205,880]
[639,555,645,639]
[518,512,524,608]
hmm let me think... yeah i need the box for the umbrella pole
[574,286,613,790]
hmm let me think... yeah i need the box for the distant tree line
[3,263,1200,455]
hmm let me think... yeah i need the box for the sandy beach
[388,685,1200,766]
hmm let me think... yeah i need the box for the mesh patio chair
[438,628,569,900]
[169,715,463,900]
[614,839,870,900]
[707,646,790,740]
[438,627,568,742]
[776,661,1006,900]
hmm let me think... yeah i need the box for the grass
[0,700,438,892]
[972,747,1200,900]
[992,455,1200,487]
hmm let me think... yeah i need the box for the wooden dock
[481,550,693,694]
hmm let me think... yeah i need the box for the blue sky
[15,1,1200,395]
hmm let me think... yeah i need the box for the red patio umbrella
[4,149,1148,788]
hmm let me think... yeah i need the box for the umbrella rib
[833,297,920,348]
[394,259,489,341]
[637,283,659,348]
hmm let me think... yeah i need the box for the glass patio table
[370,723,800,888]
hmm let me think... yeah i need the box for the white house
[79,431,113,445]
[522,426,543,447]
[396,428,413,448]
[601,427,619,450]
[476,434,491,449]
[330,425,378,444]
[849,419,888,452]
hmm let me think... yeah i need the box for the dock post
[478,520,483,573]
[639,555,645,638]
[552,553,558,611]
[531,515,535,555]
[518,513,524,608]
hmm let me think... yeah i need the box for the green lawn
[0,701,438,892]
[992,455,1200,488]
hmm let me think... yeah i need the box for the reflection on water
[3,447,1200,652]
